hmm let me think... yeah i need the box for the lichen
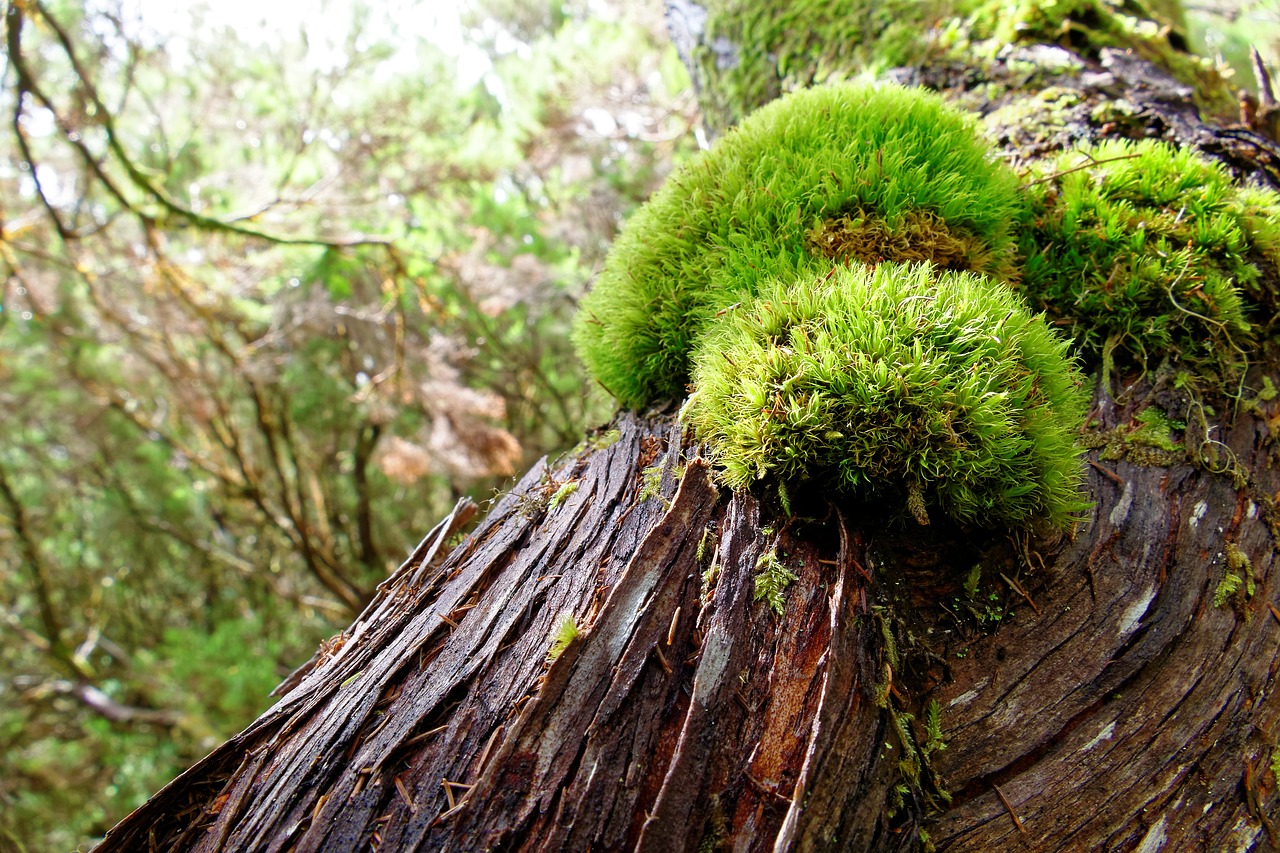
[960,0,1237,120]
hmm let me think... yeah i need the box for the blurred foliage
[1186,0,1280,91]
[0,0,696,848]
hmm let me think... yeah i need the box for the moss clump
[573,83,1026,409]
[1019,140,1280,385]
[683,263,1088,529]
[963,0,1236,120]
[692,0,958,132]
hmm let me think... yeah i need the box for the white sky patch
[119,0,494,86]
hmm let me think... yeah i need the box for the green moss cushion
[1020,139,1280,381]
[573,83,1026,409]
[683,263,1088,528]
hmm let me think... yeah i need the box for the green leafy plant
[1019,140,1280,387]
[547,480,580,511]
[754,549,799,615]
[684,263,1088,528]
[922,699,947,758]
[573,83,1026,409]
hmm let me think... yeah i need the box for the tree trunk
[100,6,1280,852]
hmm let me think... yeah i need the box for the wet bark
[100,10,1280,853]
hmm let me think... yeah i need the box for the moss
[1128,407,1183,451]
[547,480,580,511]
[574,83,1025,409]
[546,613,580,663]
[1214,542,1256,613]
[808,206,1016,279]
[1081,408,1187,465]
[638,462,666,504]
[982,85,1089,153]
[754,548,798,615]
[962,0,1236,120]
[692,0,959,132]
[683,263,1088,529]
[1019,140,1280,388]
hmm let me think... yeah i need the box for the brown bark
[96,396,1280,852]
[99,15,1280,853]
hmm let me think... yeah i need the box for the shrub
[683,262,1088,528]
[573,83,1026,408]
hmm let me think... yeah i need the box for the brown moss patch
[806,207,1013,279]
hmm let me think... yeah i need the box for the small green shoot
[753,550,798,615]
[922,699,947,758]
[546,613,580,664]
[638,463,665,503]
[1216,541,1258,612]
[1129,409,1184,452]
[547,480,580,511]
[963,565,982,599]
[1213,573,1243,609]
[587,428,621,451]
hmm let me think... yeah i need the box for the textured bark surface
[100,9,1280,853]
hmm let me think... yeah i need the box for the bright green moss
[1019,140,1280,385]
[573,83,1026,409]
[683,263,1088,529]
[546,613,580,663]
[692,0,957,132]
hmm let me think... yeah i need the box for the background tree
[0,1,694,847]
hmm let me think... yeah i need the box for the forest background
[0,0,1274,849]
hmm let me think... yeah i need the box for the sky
[118,0,496,85]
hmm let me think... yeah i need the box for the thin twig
[1019,152,1142,188]
[992,783,1027,836]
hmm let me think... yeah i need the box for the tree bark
[100,8,1280,853]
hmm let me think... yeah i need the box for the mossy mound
[1019,139,1280,385]
[573,83,1025,409]
[691,0,957,132]
[683,263,1089,529]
